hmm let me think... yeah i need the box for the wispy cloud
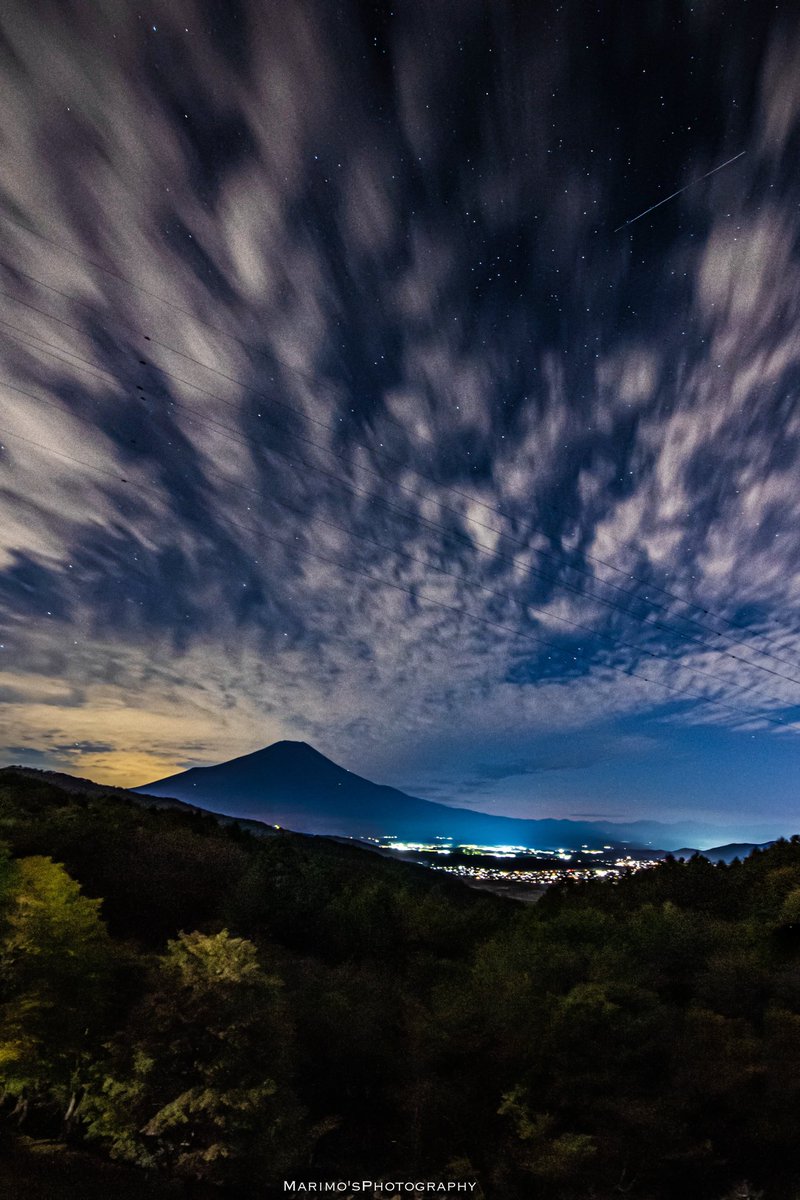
[1,2,800,826]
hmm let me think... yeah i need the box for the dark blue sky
[1,0,799,841]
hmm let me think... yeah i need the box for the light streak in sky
[614,150,746,233]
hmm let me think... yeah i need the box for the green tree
[778,885,800,928]
[84,929,306,1188]
[498,1087,595,1187]
[0,841,16,926]
[0,855,115,1122]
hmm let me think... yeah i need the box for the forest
[0,767,799,1199]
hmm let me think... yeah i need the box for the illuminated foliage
[0,855,115,1114]
[1,775,800,1197]
[83,930,305,1186]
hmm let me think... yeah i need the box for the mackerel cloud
[1,1,800,806]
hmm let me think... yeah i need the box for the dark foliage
[0,769,799,1198]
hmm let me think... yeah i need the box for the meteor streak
[614,150,746,233]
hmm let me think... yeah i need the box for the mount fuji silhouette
[137,740,649,849]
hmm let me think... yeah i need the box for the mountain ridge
[1,754,788,859]
[134,739,756,851]
[673,841,777,864]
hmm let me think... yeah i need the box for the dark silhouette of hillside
[1,767,800,1197]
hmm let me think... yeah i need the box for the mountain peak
[245,740,335,764]
[161,738,351,784]
[135,741,666,849]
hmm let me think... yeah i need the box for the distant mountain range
[135,740,783,853]
[1,745,788,862]
[137,741,634,848]
[673,841,777,864]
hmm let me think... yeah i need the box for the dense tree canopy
[0,855,115,1120]
[83,929,304,1187]
[0,769,799,1198]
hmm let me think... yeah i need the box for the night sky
[2,1,800,841]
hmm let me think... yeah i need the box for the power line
[0,249,788,655]
[1,421,797,734]
[3,309,800,689]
